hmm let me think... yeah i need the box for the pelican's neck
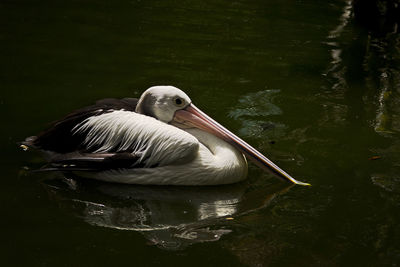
[183,128,248,183]
[183,128,227,154]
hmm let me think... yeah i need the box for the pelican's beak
[173,104,310,186]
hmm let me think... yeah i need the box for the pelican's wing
[23,98,138,153]
[72,110,199,168]
[23,98,199,169]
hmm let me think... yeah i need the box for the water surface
[2,0,400,266]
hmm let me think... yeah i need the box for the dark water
[2,0,400,266]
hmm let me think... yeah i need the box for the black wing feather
[24,98,138,153]
[49,152,145,170]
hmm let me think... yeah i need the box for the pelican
[23,86,309,186]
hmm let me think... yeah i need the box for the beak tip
[294,180,311,186]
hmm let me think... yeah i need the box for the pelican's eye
[174,97,185,107]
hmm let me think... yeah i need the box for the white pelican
[23,86,309,186]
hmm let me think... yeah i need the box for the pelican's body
[85,128,247,185]
[23,86,308,186]
[75,110,247,185]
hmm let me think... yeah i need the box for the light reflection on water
[43,174,291,250]
[321,0,400,205]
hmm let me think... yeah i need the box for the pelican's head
[136,86,192,123]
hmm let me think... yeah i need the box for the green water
[2,0,400,266]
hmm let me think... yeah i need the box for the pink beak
[174,104,310,186]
